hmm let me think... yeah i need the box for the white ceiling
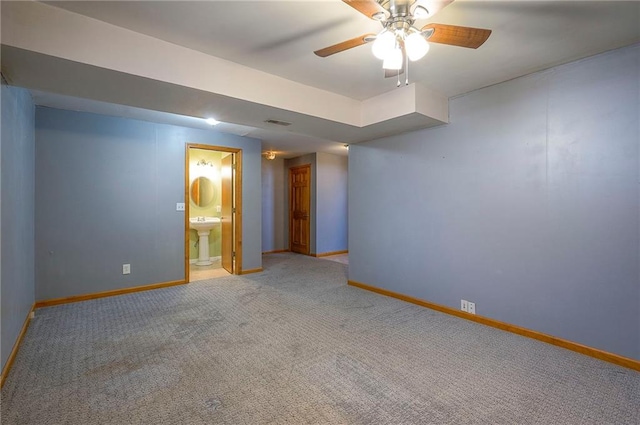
[3,1,640,157]
[43,0,640,99]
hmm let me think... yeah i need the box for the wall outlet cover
[461,299,469,312]
[468,302,476,315]
[122,264,131,275]
[176,202,185,211]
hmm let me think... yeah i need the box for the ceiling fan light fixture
[405,31,430,61]
[372,30,395,60]
[382,46,403,70]
[314,0,492,86]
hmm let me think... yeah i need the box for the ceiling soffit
[0,1,449,144]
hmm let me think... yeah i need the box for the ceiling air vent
[264,119,292,127]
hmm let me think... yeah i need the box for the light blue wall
[261,157,286,252]
[1,85,35,370]
[316,152,348,254]
[349,45,640,360]
[35,107,261,300]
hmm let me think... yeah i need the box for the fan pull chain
[405,53,409,86]
[396,69,401,87]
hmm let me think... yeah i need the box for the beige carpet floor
[2,253,638,424]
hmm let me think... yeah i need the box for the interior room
[1,1,639,423]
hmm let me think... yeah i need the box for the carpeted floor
[2,253,639,424]
[319,253,349,265]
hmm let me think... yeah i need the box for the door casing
[220,153,234,274]
[185,143,243,282]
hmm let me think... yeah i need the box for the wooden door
[221,154,234,273]
[289,164,311,255]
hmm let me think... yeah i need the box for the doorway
[185,144,243,282]
[289,164,311,255]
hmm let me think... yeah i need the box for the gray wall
[284,154,317,253]
[261,157,286,252]
[1,85,35,369]
[316,152,348,254]
[349,45,640,360]
[35,107,262,301]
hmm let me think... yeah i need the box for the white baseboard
[189,256,221,264]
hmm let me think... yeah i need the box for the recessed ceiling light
[205,118,219,126]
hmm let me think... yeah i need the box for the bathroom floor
[189,259,230,282]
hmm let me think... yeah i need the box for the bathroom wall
[349,45,640,360]
[35,107,262,300]
[1,85,35,370]
[188,149,222,261]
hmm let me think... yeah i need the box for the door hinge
[232,207,236,213]
[232,251,236,258]
[232,163,237,170]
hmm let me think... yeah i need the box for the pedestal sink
[189,217,221,266]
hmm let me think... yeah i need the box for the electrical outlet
[176,202,185,211]
[122,264,131,275]
[468,302,476,315]
[461,300,469,312]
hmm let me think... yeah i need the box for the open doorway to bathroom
[185,144,242,282]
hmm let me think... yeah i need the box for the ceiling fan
[314,0,492,84]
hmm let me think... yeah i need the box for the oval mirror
[190,177,215,207]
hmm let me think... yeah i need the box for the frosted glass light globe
[382,47,403,70]
[405,32,430,61]
[372,30,396,60]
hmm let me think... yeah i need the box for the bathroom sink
[189,216,221,231]
[189,217,221,266]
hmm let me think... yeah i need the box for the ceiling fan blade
[342,0,386,19]
[314,34,376,57]
[421,23,491,49]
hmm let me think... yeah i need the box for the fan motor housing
[384,0,413,18]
